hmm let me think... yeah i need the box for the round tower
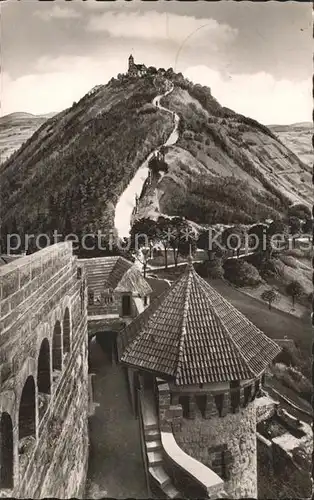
[128,54,135,75]
[120,262,280,498]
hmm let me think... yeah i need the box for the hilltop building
[119,258,281,498]
[128,54,147,78]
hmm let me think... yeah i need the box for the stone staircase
[142,393,180,499]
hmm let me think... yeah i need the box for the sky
[1,0,312,125]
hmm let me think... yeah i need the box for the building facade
[128,54,147,78]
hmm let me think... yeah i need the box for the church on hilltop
[128,54,147,77]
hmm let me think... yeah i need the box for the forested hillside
[0,73,172,247]
[1,66,310,252]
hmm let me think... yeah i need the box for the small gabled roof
[79,256,132,295]
[115,265,152,296]
[121,262,281,385]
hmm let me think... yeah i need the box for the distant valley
[0,111,56,162]
[269,122,312,167]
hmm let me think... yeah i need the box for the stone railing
[157,381,226,499]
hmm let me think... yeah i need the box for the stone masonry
[0,243,89,498]
[174,403,257,498]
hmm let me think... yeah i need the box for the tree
[248,223,268,254]
[261,288,279,310]
[130,218,157,257]
[288,216,301,248]
[223,260,261,287]
[288,203,311,220]
[156,216,172,269]
[302,217,312,234]
[148,155,169,176]
[196,257,224,280]
[197,228,225,261]
[286,280,304,307]
[267,220,289,258]
[167,216,186,267]
[222,225,246,257]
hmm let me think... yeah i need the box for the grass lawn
[209,279,311,357]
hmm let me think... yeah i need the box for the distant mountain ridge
[0,111,57,163]
[269,122,312,167]
[0,66,311,249]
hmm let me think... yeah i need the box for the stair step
[147,450,163,466]
[162,483,180,499]
[144,423,158,431]
[149,466,171,488]
[145,429,159,441]
[146,439,162,452]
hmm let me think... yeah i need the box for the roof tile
[121,262,281,385]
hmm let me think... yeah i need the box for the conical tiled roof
[120,262,281,385]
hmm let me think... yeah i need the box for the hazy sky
[1,0,312,124]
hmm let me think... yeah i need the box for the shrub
[195,259,224,279]
[223,259,262,287]
[286,280,304,307]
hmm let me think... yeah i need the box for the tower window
[143,296,148,307]
[122,295,131,317]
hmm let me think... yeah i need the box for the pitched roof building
[120,260,280,385]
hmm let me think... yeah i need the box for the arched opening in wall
[63,308,71,354]
[19,376,36,441]
[37,338,51,394]
[52,321,62,371]
[0,412,14,489]
[37,338,51,421]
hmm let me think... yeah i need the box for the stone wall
[174,404,257,498]
[0,243,89,498]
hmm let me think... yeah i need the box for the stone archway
[52,321,62,371]
[0,412,14,489]
[63,308,71,354]
[19,376,36,441]
[37,338,51,394]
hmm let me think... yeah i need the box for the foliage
[0,76,173,251]
[165,176,283,226]
[286,280,304,306]
[288,216,301,235]
[195,258,224,279]
[221,225,246,257]
[148,155,169,175]
[223,259,262,287]
[261,288,279,310]
[288,203,311,220]
[130,217,158,252]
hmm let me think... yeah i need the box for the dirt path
[114,81,180,239]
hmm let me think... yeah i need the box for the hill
[0,112,56,163]
[0,74,173,246]
[269,122,312,167]
[0,67,311,251]
[135,72,311,225]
